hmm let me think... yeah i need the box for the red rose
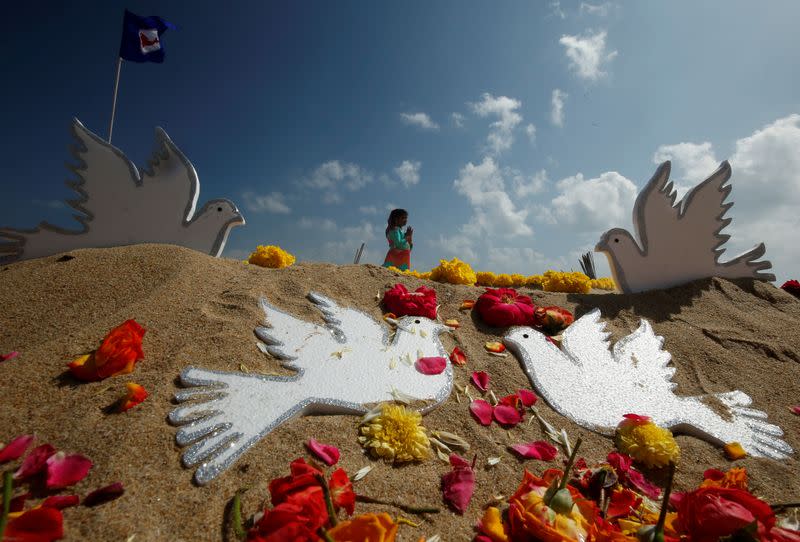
[533,306,574,334]
[781,280,800,299]
[382,284,438,319]
[68,319,146,381]
[676,486,776,542]
[475,288,536,327]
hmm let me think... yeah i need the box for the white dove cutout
[504,309,792,460]
[596,161,774,293]
[0,119,245,264]
[169,292,453,485]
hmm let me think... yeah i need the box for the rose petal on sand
[1,351,19,362]
[4,508,64,541]
[444,319,460,329]
[45,452,93,489]
[517,389,538,407]
[43,495,80,509]
[306,438,340,466]
[469,400,493,426]
[415,356,447,375]
[790,405,800,415]
[621,413,651,424]
[459,300,475,310]
[118,382,149,412]
[449,346,467,366]
[470,371,490,392]
[493,405,522,427]
[14,443,57,479]
[509,441,558,461]
[0,434,34,463]
[10,492,32,513]
[484,342,506,353]
[441,454,475,514]
[83,482,125,506]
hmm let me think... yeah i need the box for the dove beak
[595,239,607,252]
[385,318,412,333]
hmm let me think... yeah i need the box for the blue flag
[118,9,176,63]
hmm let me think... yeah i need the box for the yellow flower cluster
[429,258,477,285]
[615,418,680,468]
[474,272,540,288]
[386,266,433,280]
[526,275,545,288]
[590,277,616,291]
[247,245,296,268]
[358,404,430,463]
[542,271,592,293]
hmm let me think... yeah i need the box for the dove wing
[673,161,734,261]
[611,318,676,392]
[632,161,681,255]
[255,297,330,369]
[307,292,389,349]
[560,309,614,369]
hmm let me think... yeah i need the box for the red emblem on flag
[138,29,161,54]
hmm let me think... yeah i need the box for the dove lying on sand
[169,292,453,484]
[596,161,774,293]
[0,119,245,264]
[504,309,792,460]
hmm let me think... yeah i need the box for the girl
[382,208,413,270]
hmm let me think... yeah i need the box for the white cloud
[305,160,373,204]
[546,171,638,232]
[580,2,613,16]
[513,169,548,198]
[400,112,439,131]
[242,191,291,214]
[652,142,719,199]
[359,205,379,215]
[549,0,566,19]
[550,89,567,127]
[654,114,800,282]
[486,247,564,275]
[451,112,465,128]
[559,30,618,81]
[453,156,533,236]
[469,93,523,155]
[342,221,377,241]
[394,160,421,187]
[298,217,337,231]
[525,123,537,145]
[427,231,478,262]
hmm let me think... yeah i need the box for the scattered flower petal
[14,443,56,479]
[83,482,125,506]
[306,438,340,466]
[45,452,93,489]
[509,441,558,461]
[487,457,501,466]
[790,405,800,415]
[470,371,490,392]
[43,495,80,509]
[517,389,538,407]
[382,312,397,322]
[0,434,34,463]
[117,382,148,412]
[352,465,373,482]
[415,356,447,375]
[444,319,460,329]
[724,442,747,460]
[493,404,522,427]
[4,507,64,542]
[484,341,505,353]
[449,346,467,366]
[10,492,31,513]
[622,413,651,424]
[606,487,642,519]
[781,279,800,298]
[441,454,475,514]
[469,400,493,426]
[1,351,19,361]
[67,319,146,382]
[459,300,475,310]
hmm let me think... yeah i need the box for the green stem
[231,491,246,540]
[318,527,336,542]
[0,471,12,539]
[356,494,441,514]
[315,474,338,527]
[654,462,676,541]
[559,437,583,491]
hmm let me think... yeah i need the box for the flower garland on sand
[247,245,296,268]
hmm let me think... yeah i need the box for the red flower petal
[703,468,726,482]
[791,405,800,415]
[493,404,522,427]
[621,413,652,425]
[449,346,467,366]
[475,288,537,327]
[0,434,34,463]
[382,284,438,319]
[43,494,80,509]
[118,382,148,412]
[4,507,63,542]
[484,341,506,353]
[509,441,558,460]
[14,443,57,479]
[306,438,340,466]
[469,400,493,426]
[83,482,125,506]
[441,454,475,514]
[415,356,447,375]
[470,371,490,392]
[606,487,642,519]
[328,468,355,516]
[1,351,19,361]
[10,492,31,512]
[626,468,662,500]
[517,389,538,407]
[45,452,93,489]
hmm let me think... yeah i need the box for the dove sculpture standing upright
[504,309,792,460]
[0,119,245,264]
[169,292,453,484]
[596,161,774,293]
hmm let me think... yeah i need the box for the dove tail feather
[718,242,776,281]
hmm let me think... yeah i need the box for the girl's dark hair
[386,208,408,235]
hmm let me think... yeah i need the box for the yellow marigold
[510,273,527,287]
[418,271,432,280]
[700,467,748,489]
[542,271,591,293]
[476,271,497,286]
[614,415,680,469]
[590,277,617,291]
[493,273,515,287]
[429,257,477,285]
[358,404,430,463]
[248,245,296,268]
[525,275,544,289]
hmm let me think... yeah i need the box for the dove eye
[614,238,619,243]
[217,206,223,212]
[523,334,529,338]
[414,319,421,324]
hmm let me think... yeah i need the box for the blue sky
[2,1,799,282]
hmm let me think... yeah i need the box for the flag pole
[108,57,123,143]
